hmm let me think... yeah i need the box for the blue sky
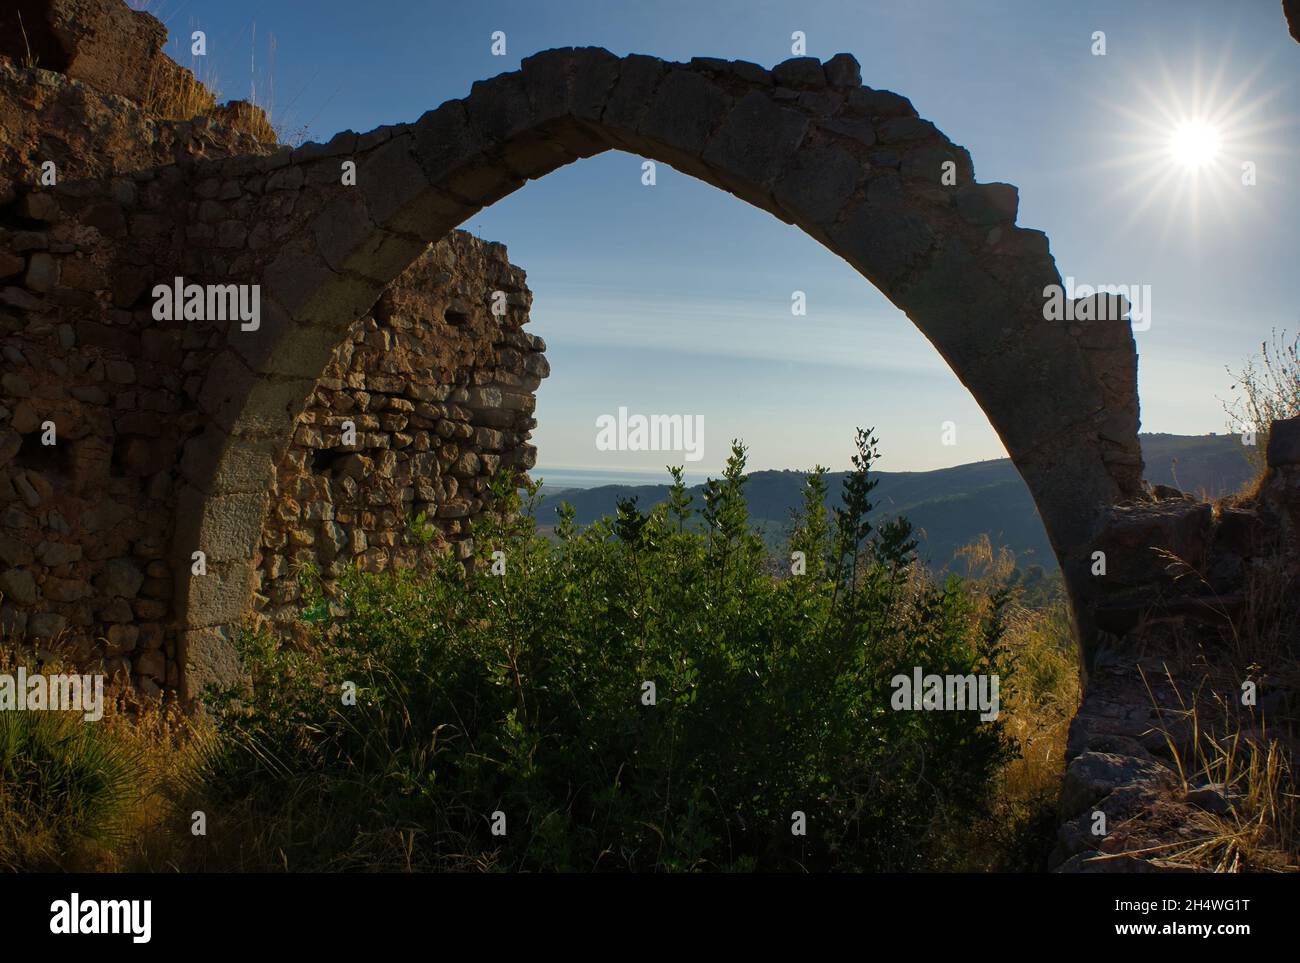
[146,0,1300,481]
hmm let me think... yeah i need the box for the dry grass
[88,687,208,871]
[1138,668,1298,872]
[141,57,281,145]
[930,536,1081,870]
[945,597,1079,871]
[1152,533,1296,670]
[15,10,39,69]
[929,613,1078,869]
[1220,465,1270,509]
[141,56,218,123]
[133,17,282,146]
[1086,518,1300,872]
[1001,602,1080,791]
[1223,329,1300,473]
[0,640,207,872]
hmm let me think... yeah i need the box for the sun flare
[1169,120,1222,170]
[1086,44,1291,241]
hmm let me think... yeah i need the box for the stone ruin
[1,2,1151,699]
[1,0,1295,871]
[1,0,547,697]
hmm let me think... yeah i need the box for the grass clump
[0,647,202,872]
[0,647,137,871]
[1223,328,1300,476]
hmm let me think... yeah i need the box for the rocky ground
[1054,425,1300,871]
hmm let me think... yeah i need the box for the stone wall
[0,61,269,205]
[254,235,545,636]
[0,1,546,695]
[0,71,226,691]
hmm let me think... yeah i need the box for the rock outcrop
[1053,420,1300,871]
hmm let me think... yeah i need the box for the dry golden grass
[1113,519,1299,872]
[15,10,39,69]
[1223,329,1300,475]
[134,24,280,145]
[141,56,217,123]
[89,686,209,871]
[928,536,1081,870]
[0,640,208,872]
[946,599,1079,870]
[1223,465,1270,508]
[1001,604,1080,792]
[1137,669,1298,872]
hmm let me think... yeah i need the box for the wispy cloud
[532,286,948,376]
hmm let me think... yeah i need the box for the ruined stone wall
[1051,427,1299,871]
[1,0,212,115]
[162,42,1148,688]
[0,56,249,691]
[0,1,546,695]
[253,236,545,635]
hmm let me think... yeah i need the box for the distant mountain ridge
[531,433,1255,570]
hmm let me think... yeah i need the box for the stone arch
[174,49,1142,698]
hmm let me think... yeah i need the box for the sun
[1080,42,1293,242]
[1169,120,1222,170]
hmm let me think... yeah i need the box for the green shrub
[199,430,1016,871]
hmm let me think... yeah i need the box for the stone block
[955,181,1019,225]
[100,557,145,598]
[702,90,810,200]
[638,69,731,159]
[0,569,38,605]
[1267,415,1300,467]
[823,53,862,88]
[199,492,271,562]
[772,57,826,89]
[179,626,240,702]
[773,142,862,226]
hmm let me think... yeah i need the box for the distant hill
[531,433,1255,571]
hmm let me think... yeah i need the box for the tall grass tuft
[0,652,140,871]
[1141,669,1297,871]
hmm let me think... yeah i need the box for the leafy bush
[199,430,1017,871]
